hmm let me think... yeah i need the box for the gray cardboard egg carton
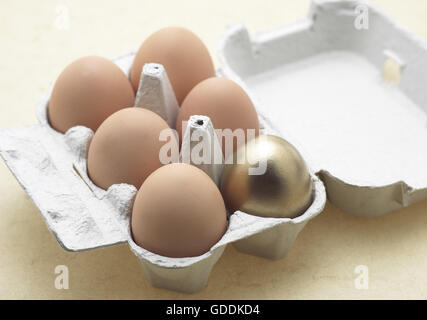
[0,53,326,293]
[2,0,424,293]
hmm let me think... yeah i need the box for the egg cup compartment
[218,0,427,217]
[232,212,313,260]
[0,36,326,293]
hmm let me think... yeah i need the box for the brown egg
[131,163,227,258]
[130,27,215,104]
[48,56,135,133]
[87,108,178,190]
[176,77,260,158]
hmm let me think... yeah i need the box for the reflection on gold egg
[220,135,313,219]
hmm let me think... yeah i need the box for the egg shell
[87,107,178,190]
[176,77,260,158]
[131,163,228,258]
[48,56,135,133]
[130,27,215,104]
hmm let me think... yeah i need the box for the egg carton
[4,0,421,294]
[218,0,427,217]
[0,50,326,292]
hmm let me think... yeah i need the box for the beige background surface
[1,0,427,299]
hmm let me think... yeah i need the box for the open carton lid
[218,0,427,217]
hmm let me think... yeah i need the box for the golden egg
[220,135,313,219]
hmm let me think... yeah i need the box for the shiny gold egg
[220,134,313,218]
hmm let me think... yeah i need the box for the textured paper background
[0,0,426,299]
